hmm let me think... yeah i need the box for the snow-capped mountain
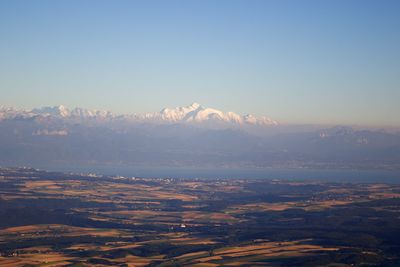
[0,105,113,120]
[0,103,278,127]
[135,103,278,126]
[32,105,114,119]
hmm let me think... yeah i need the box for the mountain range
[0,103,399,171]
[0,103,278,127]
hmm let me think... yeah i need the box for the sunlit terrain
[1,168,400,266]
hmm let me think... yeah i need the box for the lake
[35,164,400,184]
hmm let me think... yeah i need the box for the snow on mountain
[0,105,114,121]
[0,103,278,126]
[69,107,113,119]
[0,106,37,120]
[136,103,278,126]
[33,105,70,117]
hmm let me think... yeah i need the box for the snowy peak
[0,105,114,121]
[139,103,278,126]
[33,105,70,117]
[189,102,201,109]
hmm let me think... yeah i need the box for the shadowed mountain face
[0,105,399,170]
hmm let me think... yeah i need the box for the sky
[0,0,399,126]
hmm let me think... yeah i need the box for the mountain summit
[137,103,278,126]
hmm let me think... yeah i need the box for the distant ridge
[0,103,278,127]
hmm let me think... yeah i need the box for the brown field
[0,253,72,267]
[168,240,339,266]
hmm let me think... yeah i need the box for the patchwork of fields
[0,168,400,266]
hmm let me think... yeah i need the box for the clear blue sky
[0,0,399,126]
